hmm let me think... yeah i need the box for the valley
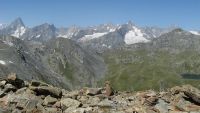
[0,18,200,91]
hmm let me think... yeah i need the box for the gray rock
[0,108,9,113]
[3,84,16,93]
[31,80,49,87]
[144,97,158,106]
[84,88,102,96]
[0,90,5,98]
[63,107,77,113]
[25,98,42,110]
[62,90,79,99]
[6,92,43,111]
[43,95,57,105]
[61,98,81,110]
[44,107,60,113]
[16,99,28,110]
[155,99,169,113]
[0,81,6,88]
[12,109,22,113]
[15,87,27,94]
[52,101,61,108]
[6,73,25,89]
[97,99,115,108]
[7,73,17,81]
[87,96,100,107]
[64,107,93,113]
[182,85,200,104]
[30,86,62,98]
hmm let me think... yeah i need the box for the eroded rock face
[0,73,199,113]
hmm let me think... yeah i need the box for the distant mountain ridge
[0,18,180,47]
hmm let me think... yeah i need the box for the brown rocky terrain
[0,73,200,113]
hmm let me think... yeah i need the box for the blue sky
[0,0,200,30]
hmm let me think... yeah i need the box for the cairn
[104,81,114,96]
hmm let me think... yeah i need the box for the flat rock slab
[30,86,62,98]
[61,98,81,110]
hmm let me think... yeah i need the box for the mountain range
[0,18,200,90]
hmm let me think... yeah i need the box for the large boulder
[81,87,102,96]
[30,86,62,98]
[181,85,200,104]
[155,99,169,113]
[31,80,49,87]
[43,95,57,106]
[5,92,43,112]
[97,99,115,108]
[6,73,25,89]
[3,83,16,93]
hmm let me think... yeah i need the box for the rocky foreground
[0,73,200,113]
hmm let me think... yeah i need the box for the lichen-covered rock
[30,86,62,98]
[61,98,81,110]
[0,81,6,88]
[6,73,25,89]
[81,87,103,96]
[31,80,49,87]
[3,83,16,93]
[181,85,200,104]
[7,73,17,81]
[43,95,57,105]
[97,99,115,108]
[155,99,169,113]
[62,90,79,99]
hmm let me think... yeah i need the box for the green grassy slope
[100,49,200,91]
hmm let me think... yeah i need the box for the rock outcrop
[0,73,200,113]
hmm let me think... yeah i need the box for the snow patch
[79,32,108,42]
[36,35,41,38]
[102,44,111,48]
[11,26,26,38]
[57,33,73,39]
[190,31,200,35]
[3,41,14,46]
[9,61,14,64]
[109,28,116,32]
[124,27,150,45]
[0,60,6,65]
[57,31,78,39]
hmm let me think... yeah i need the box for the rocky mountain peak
[172,28,184,32]
[126,20,134,26]
[9,17,25,28]
[36,23,56,30]
[21,23,56,41]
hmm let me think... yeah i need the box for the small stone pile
[0,73,200,113]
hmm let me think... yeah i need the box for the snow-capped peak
[124,26,150,45]
[57,26,79,39]
[11,26,26,38]
[190,31,200,36]
[9,17,25,28]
